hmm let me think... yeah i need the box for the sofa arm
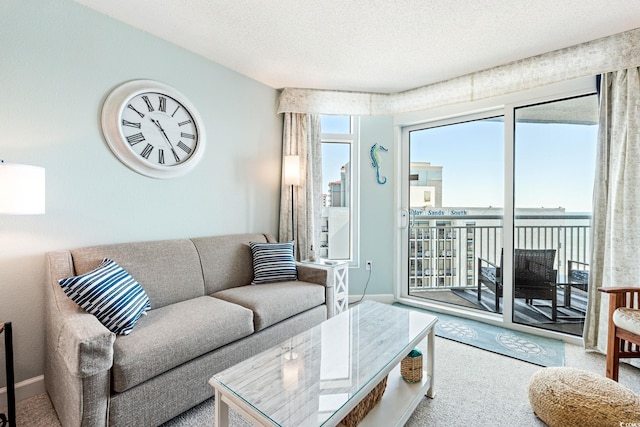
[55,313,116,377]
[297,262,343,317]
[296,263,331,288]
[45,251,115,378]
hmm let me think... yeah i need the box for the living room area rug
[394,303,565,367]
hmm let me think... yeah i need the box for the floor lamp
[283,155,300,243]
[0,160,45,427]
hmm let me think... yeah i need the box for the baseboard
[0,375,45,408]
[348,294,395,305]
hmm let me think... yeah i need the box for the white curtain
[278,113,322,261]
[584,68,640,354]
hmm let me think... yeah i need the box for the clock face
[101,80,206,179]
[121,92,198,167]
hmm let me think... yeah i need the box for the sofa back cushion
[191,233,275,294]
[69,239,205,310]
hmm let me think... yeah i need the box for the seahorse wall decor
[370,143,388,184]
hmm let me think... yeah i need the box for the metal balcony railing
[408,214,591,291]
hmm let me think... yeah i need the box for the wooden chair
[598,287,640,381]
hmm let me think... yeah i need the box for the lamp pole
[290,184,295,242]
[0,323,15,427]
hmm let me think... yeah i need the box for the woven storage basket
[340,375,388,427]
[401,349,423,383]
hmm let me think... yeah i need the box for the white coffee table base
[210,301,436,427]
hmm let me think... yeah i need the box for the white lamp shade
[0,163,45,214]
[283,155,300,186]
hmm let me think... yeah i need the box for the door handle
[400,209,409,229]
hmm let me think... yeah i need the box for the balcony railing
[408,214,591,291]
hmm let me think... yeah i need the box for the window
[399,76,598,338]
[320,115,359,263]
[407,115,504,293]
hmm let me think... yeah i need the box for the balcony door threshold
[396,294,583,345]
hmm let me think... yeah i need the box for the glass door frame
[394,76,597,343]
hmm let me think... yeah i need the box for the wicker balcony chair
[598,287,640,381]
[568,260,590,291]
[477,249,558,319]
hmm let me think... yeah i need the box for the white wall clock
[101,80,205,179]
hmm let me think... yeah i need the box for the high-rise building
[320,162,351,259]
[409,162,443,208]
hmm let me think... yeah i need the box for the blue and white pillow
[58,258,151,335]
[249,241,297,284]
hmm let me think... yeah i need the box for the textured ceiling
[74,0,640,93]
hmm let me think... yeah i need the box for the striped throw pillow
[58,258,151,335]
[249,241,297,284]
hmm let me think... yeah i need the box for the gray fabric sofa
[44,233,332,426]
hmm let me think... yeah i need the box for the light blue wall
[0,0,282,385]
[0,0,399,393]
[350,116,395,299]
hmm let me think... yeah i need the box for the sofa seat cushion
[211,281,325,331]
[112,296,254,392]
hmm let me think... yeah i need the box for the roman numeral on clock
[142,96,154,112]
[126,133,146,145]
[178,120,192,126]
[122,119,141,128]
[158,96,166,113]
[158,149,165,164]
[181,132,195,139]
[127,104,145,118]
[177,141,192,154]
[140,143,154,159]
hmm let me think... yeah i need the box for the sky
[409,117,598,213]
[320,116,352,193]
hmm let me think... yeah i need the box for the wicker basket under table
[340,375,388,427]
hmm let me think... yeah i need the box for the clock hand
[150,118,181,162]
[150,118,174,148]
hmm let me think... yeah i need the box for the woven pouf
[528,367,640,427]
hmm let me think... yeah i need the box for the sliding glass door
[400,81,598,337]
[513,94,598,334]
[406,114,504,312]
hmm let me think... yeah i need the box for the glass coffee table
[209,300,437,427]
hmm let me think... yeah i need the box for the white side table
[300,259,349,317]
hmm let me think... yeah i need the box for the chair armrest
[478,257,499,268]
[568,260,589,286]
[478,257,501,279]
[568,260,589,270]
[598,287,640,294]
[45,251,116,378]
[599,287,640,314]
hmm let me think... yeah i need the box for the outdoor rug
[394,303,565,367]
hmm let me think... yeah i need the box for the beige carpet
[15,339,640,426]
